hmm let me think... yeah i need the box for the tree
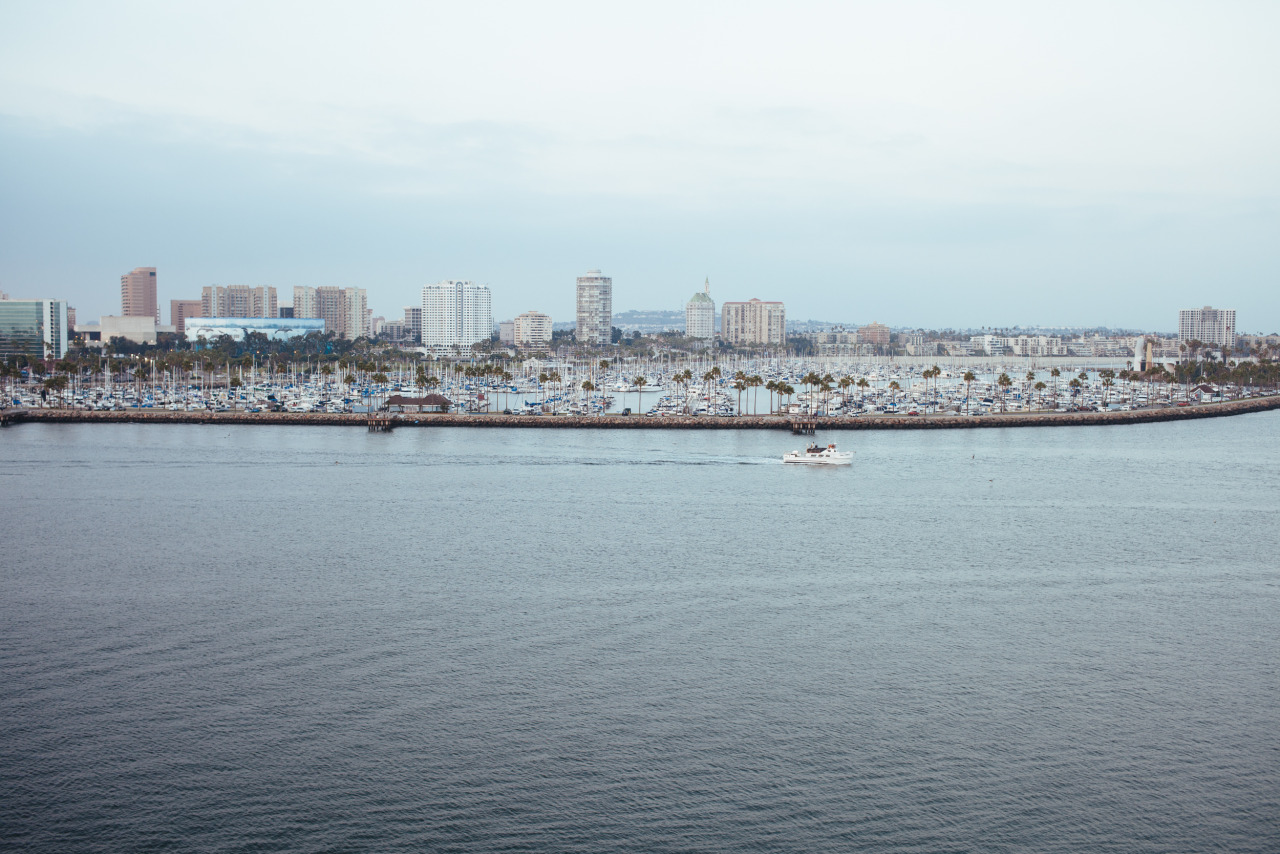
[733,378,747,415]
[963,371,976,414]
[1034,381,1047,410]
[997,373,1013,413]
[857,377,870,409]
[1050,367,1061,406]
[632,374,647,414]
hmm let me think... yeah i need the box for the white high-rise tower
[686,278,715,341]
[575,269,612,346]
[421,280,493,348]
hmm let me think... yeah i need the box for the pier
[367,412,396,432]
[0,408,29,427]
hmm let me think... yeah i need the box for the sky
[1,0,1277,332]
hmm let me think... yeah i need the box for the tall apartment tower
[421,281,493,348]
[201,285,278,318]
[1178,306,1236,348]
[721,298,786,346]
[291,286,368,339]
[121,267,159,322]
[575,268,612,346]
[686,278,715,341]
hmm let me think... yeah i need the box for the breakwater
[11,394,1280,429]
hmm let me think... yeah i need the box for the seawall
[11,395,1280,429]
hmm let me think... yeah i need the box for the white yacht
[783,442,853,465]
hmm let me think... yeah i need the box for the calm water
[2,416,1279,852]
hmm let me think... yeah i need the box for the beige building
[120,267,158,322]
[170,299,202,337]
[721,298,785,346]
[514,311,553,348]
[293,286,369,339]
[201,285,278,318]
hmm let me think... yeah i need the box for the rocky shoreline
[9,395,1280,429]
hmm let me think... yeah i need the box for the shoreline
[7,395,1280,429]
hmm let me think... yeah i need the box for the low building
[514,311,552,348]
[184,317,325,343]
[382,394,451,413]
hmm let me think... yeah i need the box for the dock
[367,412,396,432]
[0,408,29,427]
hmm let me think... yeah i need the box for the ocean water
[2,416,1279,852]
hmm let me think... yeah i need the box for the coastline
[8,394,1280,429]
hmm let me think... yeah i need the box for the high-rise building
[201,285,278,319]
[120,267,158,322]
[686,278,715,341]
[514,311,553,348]
[498,320,516,345]
[403,306,422,344]
[421,281,493,348]
[0,298,68,358]
[66,306,77,330]
[1179,306,1236,348]
[575,269,612,345]
[170,299,202,337]
[292,286,369,339]
[721,298,785,346]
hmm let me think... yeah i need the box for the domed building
[686,278,715,343]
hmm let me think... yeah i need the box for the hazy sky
[1,0,1277,331]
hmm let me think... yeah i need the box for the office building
[292,286,369,339]
[721,298,785,346]
[686,279,715,341]
[121,267,159,322]
[514,311,553,348]
[575,269,612,345]
[0,298,68,358]
[201,285,278,319]
[170,300,202,337]
[1179,306,1236,348]
[499,320,516,345]
[421,280,493,348]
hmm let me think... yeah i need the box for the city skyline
[2,3,1277,330]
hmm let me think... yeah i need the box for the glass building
[0,299,68,358]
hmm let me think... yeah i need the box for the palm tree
[1033,381,1047,410]
[1050,367,1061,406]
[857,377,870,410]
[963,371,976,414]
[997,373,1013,412]
[733,378,747,415]
[702,370,716,416]
[1025,371,1035,409]
[581,379,595,414]
[888,380,900,408]
[748,374,763,416]
[632,374,647,414]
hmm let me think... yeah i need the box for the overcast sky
[1,0,1277,331]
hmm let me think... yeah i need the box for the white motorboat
[783,442,853,465]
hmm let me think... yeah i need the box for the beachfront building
[514,311,553,349]
[575,269,612,346]
[404,306,422,344]
[421,280,493,349]
[293,286,369,339]
[0,298,68,358]
[184,317,325,343]
[120,266,159,323]
[721,298,785,347]
[170,300,202,338]
[686,279,715,342]
[1179,306,1236,348]
[201,285,278,319]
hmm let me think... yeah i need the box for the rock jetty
[12,395,1280,429]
